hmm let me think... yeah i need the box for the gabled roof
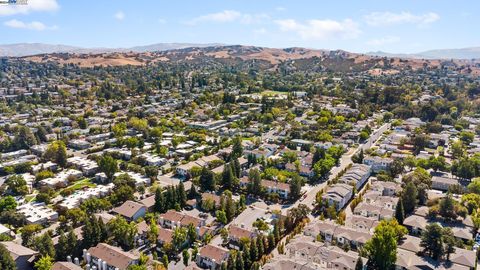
[88,243,138,270]
[0,241,38,260]
[112,200,146,219]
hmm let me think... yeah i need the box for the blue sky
[0,0,478,53]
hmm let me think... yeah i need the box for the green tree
[443,228,456,261]
[33,233,55,258]
[187,224,197,244]
[0,243,16,270]
[108,216,137,250]
[182,249,190,266]
[401,181,418,214]
[250,238,258,262]
[199,167,216,191]
[231,136,243,159]
[162,254,169,268]
[34,255,53,270]
[56,229,77,261]
[289,174,302,200]
[147,218,159,245]
[177,181,187,207]
[420,223,444,260]
[467,178,480,194]
[222,164,236,191]
[216,210,227,225]
[144,166,159,180]
[98,154,118,180]
[395,198,405,224]
[21,224,42,247]
[248,169,262,195]
[236,251,245,270]
[172,227,187,252]
[112,123,127,138]
[364,219,406,270]
[43,140,68,168]
[439,194,457,221]
[5,175,29,196]
[154,187,165,213]
[0,196,17,212]
[14,126,37,149]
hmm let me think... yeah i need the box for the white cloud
[364,11,440,26]
[0,0,59,16]
[275,18,361,40]
[366,36,400,46]
[114,11,125,21]
[4,19,57,30]
[185,10,269,25]
[253,28,267,34]
[158,18,167,24]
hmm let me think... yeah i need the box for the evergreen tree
[233,158,241,178]
[395,198,405,224]
[243,245,251,269]
[420,223,444,260]
[162,254,169,268]
[188,184,198,199]
[227,253,235,270]
[222,164,236,191]
[231,136,243,159]
[56,232,69,261]
[182,249,190,266]
[199,167,216,191]
[236,251,244,270]
[250,238,258,262]
[33,233,55,258]
[98,218,108,242]
[248,169,262,195]
[225,192,236,222]
[268,234,276,252]
[257,236,264,258]
[402,181,418,214]
[289,174,302,200]
[178,181,187,207]
[154,187,165,213]
[165,186,175,209]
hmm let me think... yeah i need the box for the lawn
[56,178,97,197]
[261,90,288,96]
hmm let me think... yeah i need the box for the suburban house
[431,175,461,192]
[303,220,373,250]
[228,225,257,249]
[87,243,139,270]
[363,156,393,173]
[338,164,371,190]
[112,200,146,221]
[196,244,230,269]
[323,183,353,210]
[0,241,38,270]
[158,210,205,229]
[261,179,291,199]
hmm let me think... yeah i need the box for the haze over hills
[367,47,480,60]
[1,42,480,60]
[0,42,223,57]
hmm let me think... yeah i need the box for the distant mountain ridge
[0,42,224,57]
[367,47,480,60]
